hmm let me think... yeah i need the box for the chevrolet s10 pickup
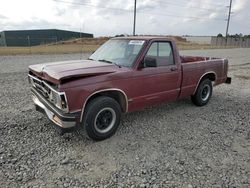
[28,36,231,140]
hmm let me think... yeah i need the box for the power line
[138,11,225,22]
[162,0,226,7]
[154,0,218,11]
[53,0,131,13]
[53,0,225,22]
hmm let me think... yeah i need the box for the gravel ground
[0,49,249,188]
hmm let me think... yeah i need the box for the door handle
[170,67,177,71]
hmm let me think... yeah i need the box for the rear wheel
[191,79,213,106]
[81,96,121,141]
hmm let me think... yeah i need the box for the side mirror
[144,56,157,67]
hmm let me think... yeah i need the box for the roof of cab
[112,36,175,41]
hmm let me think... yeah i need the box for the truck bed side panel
[179,59,228,98]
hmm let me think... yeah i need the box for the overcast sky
[0,0,249,37]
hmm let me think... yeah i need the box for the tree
[114,34,125,37]
[217,33,223,37]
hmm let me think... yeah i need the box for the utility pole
[225,0,233,37]
[133,0,137,36]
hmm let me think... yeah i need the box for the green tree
[217,33,223,37]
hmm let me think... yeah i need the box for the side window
[145,42,174,66]
[159,42,172,57]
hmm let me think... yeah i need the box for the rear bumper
[31,88,79,132]
[225,77,232,84]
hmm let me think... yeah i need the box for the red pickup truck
[28,36,231,140]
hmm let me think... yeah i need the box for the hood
[29,60,120,84]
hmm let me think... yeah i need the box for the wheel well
[201,72,216,82]
[84,90,127,113]
[193,72,216,95]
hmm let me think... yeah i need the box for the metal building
[0,29,93,47]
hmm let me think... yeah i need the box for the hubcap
[201,84,211,101]
[94,107,116,134]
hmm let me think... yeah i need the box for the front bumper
[31,88,79,131]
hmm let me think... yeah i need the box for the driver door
[129,41,182,111]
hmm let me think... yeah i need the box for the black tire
[82,96,121,141]
[191,79,213,106]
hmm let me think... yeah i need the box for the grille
[29,75,51,98]
[28,74,69,112]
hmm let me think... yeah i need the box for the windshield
[89,39,145,67]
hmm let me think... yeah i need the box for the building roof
[1,29,93,36]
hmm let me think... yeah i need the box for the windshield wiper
[98,59,121,68]
[88,58,94,60]
[98,59,113,64]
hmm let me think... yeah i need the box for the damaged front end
[28,74,79,132]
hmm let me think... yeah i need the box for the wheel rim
[201,84,211,101]
[94,107,116,134]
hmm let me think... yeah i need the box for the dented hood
[29,60,119,84]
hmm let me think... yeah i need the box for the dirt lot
[0,49,249,187]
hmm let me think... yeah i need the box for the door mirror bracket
[144,56,157,67]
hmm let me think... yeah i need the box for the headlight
[49,90,68,112]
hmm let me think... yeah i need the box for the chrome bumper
[31,88,78,129]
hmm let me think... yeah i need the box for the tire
[82,96,121,141]
[191,79,213,106]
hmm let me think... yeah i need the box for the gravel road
[0,49,249,187]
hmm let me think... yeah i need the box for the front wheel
[191,79,213,106]
[82,96,121,141]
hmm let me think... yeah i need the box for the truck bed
[179,56,228,98]
[180,55,217,63]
